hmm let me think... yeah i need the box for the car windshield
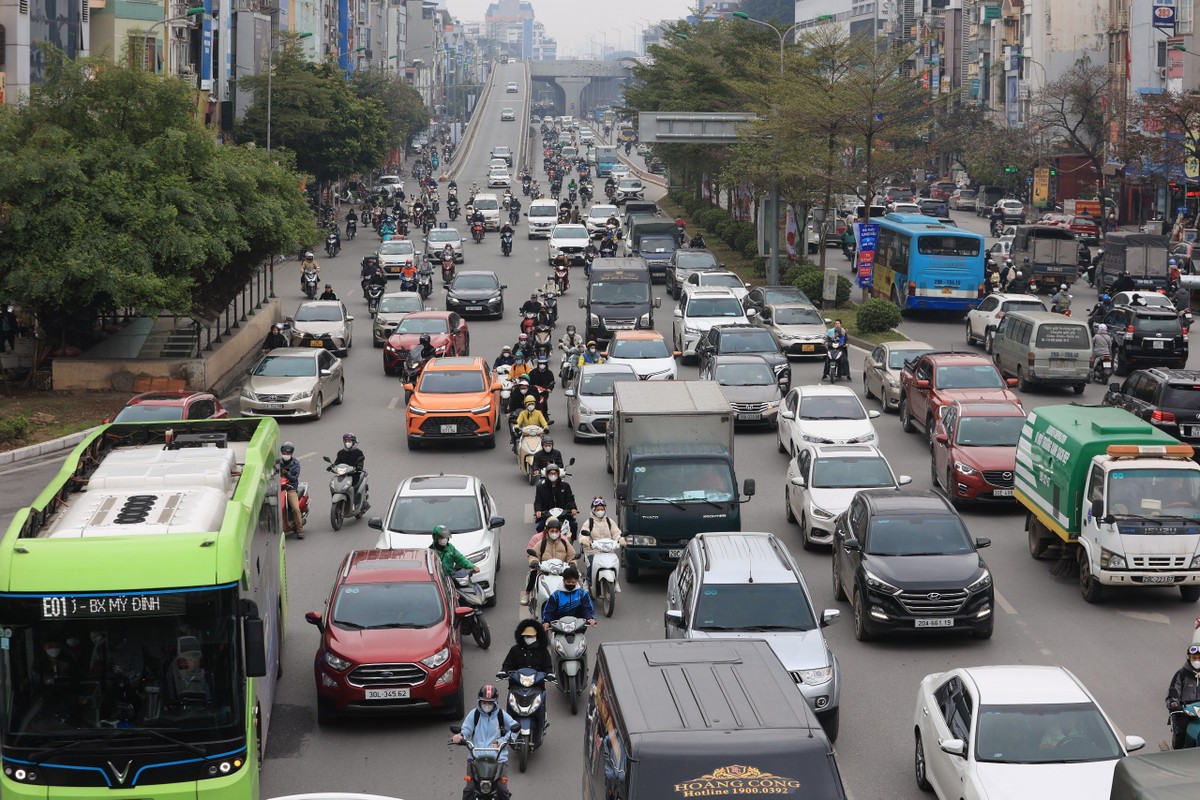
[888,348,933,369]
[1106,469,1200,520]
[936,365,1004,389]
[396,318,449,335]
[1001,300,1045,314]
[452,275,499,291]
[631,459,734,503]
[590,280,650,304]
[704,274,744,290]
[1134,315,1183,334]
[811,455,895,489]
[975,703,1123,764]
[1123,294,1171,308]
[1035,324,1090,349]
[112,405,187,423]
[957,190,977,199]
[692,583,816,632]
[774,307,823,325]
[721,330,777,352]
[581,370,638,396]
[380,241,414,255]
[294,305,342,322]
[675,252,719,269]
[475,198,499,210]
[686,298,743,318]
[956,416,1025,446]
[715,362,776,386]
[387,494,482,534]
[253,355,316,377]
[762,287,812,305]
[418,369,486,394]
[428,231,458,243]
[589,207,618,219]
[916,235,981,257]
[378,296,422,314]
[865,515,973,555]
[554,227,588,239]
[610,338,670,359]
[799,394,866,420]
[331,582,444,630]
[640,236,676,253]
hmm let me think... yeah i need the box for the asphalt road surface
[3,62,1197,800]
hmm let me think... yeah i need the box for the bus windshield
[0,585,243,745]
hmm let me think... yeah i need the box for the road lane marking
[299,452,318,461]
[387,396,401,410]
[995,590,1017,615]
[1118,610,1170,624]
[524,503,535,524]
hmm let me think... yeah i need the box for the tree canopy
[0,49,315,341]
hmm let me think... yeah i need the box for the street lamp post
[732,11,804,286]
[266,31,313,156]
[141,7,205,74]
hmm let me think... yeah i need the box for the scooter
[399,269,418,294]
[825,339,849,383]
[418,263,435,300]
[541,290,559,326]
[302,268,320,299]
[471,221,486,243]
[547,616,589,715]
[517,425,548,485]
[520,311,537,336]
[553,263,570,294]
[1169,702,1200,749]
[280,474,309,537]
[366,283,384,317]
[526,556,568,619]
[559,347,581,385]
[532,326,554,359]
[323,456,368,532]
[494,364,513,406]
[1092,354,1113,383]
[346,218,357,240]
[448,735,515,800]
[509,207,520,226]
[496,669,554,772]
[451,568,491,648]
[587,538,621,618]
[325,231,341,258]
[501,231,513,257]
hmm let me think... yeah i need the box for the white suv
[672,287,753,362]
[965,293,1046,352]
[585,204,619,236]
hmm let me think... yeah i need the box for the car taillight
[1028,352,1036,367]
[909,281,916,294]
[1128,325,1135,333]
[1153,409,1177,423]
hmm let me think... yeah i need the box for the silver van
[992,310,1091,393]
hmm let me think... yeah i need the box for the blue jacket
[542,587,595,624]
[460,705,518,763]
[279,458,301,485]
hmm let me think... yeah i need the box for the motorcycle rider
[431,524,479,575]
[1166,645,1200,749]
[360,255,380,295]
[577,340,605,366]
[1050,284,1071,314]
[523,516,577,606]
[501,618,554,676]
[279,441,304,538]
[1089,294,1114,327]
[332,433,367,512]
[319,284,338,301]
[1007,270,1030,295]
[558,325,584,356]
[1091,323,1113,375]
[541,566,596,629]
[1174,283,1192,313]
[534,464,578,532]
[579,497,624,580]
[500,220,515,242]
[510,351,532,382]
[512,396,549,452]
[493,344,516,370]
[531,435,564,478]
[299,251,319,292]
[529,356,555,395]
[989,204,1004,236]
[520,293,543,317]
[417,333,438,361]
[1110,271,1136,296]
[822,319,848,380]
[262,324,289,353]
[451,685,518,800]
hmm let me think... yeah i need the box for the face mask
[563,583,577,592]
[548,474,558,483]
[587,348,596,355]
[344,442,353,450]
[1192,659,1200,670]
[45,648,62,658]
[479,702,496,714]
[593,509,606,519]
[66,638,80,648]
[282,454,292,461]
[548,532,561,540]
[543,445,552,452]
[437,537,449,547]
[523,636,538,646]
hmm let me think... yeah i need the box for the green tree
[0,49,314,342]
[350,67,428,152]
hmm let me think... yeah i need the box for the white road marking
[995,590,1017,615]
[387,397,401,410]
[524,503,535,524]
[1118,610,1171,625]
[299,452,319,461]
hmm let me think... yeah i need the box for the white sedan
[914,665,1143,800]
[776,384,880,455]
[487,168,511,188]
[785,444,909,549]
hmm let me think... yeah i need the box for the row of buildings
[483,0,555,61]
[0,0,487,139]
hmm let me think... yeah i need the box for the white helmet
[1060,284,1067,290]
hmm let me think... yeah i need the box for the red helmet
[478,685,499,703]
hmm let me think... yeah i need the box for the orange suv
[405,356,502,450]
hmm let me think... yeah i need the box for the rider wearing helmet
[451,685,518,799]
[529,355,555,393]
[1050,283,1071,313]
[558,324,583,354]
[1166,645,1200,749]
[332,433,367,511]
[541,565,596,629]
[531,435,563,476]
[533,464,578,531]
[418,333,437,361]
[430,524,478,575]
[522,516,577,605]
[512,396,549,451]
[279,442,304,537]
[577,340,605,366]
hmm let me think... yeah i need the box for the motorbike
[360,207,371,225]
[520,311,537,336]
[547,616,589,715]
[448,202,460,221]
[541,290,559,325]
[280,474,309,537]
[1092,354,1113,383]
[494,363,513,406]
[509,207,520,226]
[587,538,621,618]
[325,232,341,258]
[526,555,568,619]
[451,568,491,648]
[990,219,1004,237]
[496,669,554,772]
[676,224,687,248]
[501,231,513,257]
[302,268,320,299]
[559,347,581,386]
[1170,702,1200,749]
[825,339,849,383]
[532,326,554,359]
[448,735,515,800]
[418,263,435,300]
[346,218,357,240]
[553,263,570,294]
[366,284,384,317]
[517,425,549,484]
[472,221,486,243]
[399,267,419,294]
[441,254,456,284]
[568,188,577,204]
[1051,295,1073,315]
[323,456,368,532]
[1027,279,1040,295]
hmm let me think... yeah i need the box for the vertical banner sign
[1033,168,1050,208]
[785,205,798,259]
[199,0,213,90]
[856,222,879,288]
[1154,0,1177,31]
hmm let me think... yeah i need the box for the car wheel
[373,338,383,349]
[334,379,345,405]
[406,435,421,451]
[784,489,796,523]
[1017,366,1031,393]
[777,428,788,454]
[1078,548,1104,603]
[930,455,940,487]
[1073,383,1086,395]
[852,590,874,641]
[444,684,466,719]
[900,396,915,433]
[312,394,323,421]
[818,707,840,743]
[965,320,976,346]
[926,416,935,449]
[831,550,846,601]
[462,336,470,356]
[1181,585,1200,602]
[984,329,996,354]
[1113,350,1128,376]
[482,434,496,450]
[316,698,336,726]
[799,512,819,552]
[862,373,874,400]
[914,732,933,791]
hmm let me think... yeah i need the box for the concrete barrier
[447,67,499,183]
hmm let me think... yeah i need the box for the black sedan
[446,271,506,319]
[831,490,993,641]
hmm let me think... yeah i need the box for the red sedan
[382,311,470,375]
[931,400,1027,505]
[112,391,228,423]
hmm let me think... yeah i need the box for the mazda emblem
[1002,472,1012,479]
[927,592,942,600]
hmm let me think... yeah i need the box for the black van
[580,259,659,343]
[584,639,846,800]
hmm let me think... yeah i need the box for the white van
[473,192,501,231]
[526,199,559,239]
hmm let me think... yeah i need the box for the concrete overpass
[529,59,636,115]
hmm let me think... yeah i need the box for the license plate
[739,413,762,421]
[993,488,1014,497]
[1051,358,1073,368]
[466,306,483,311]
[309,340,325,347]
[440,424,458,434]
[667,549,683,558]
[261,403,284,410]
[801,344,815,352]
[388,266,400,273]
[1183,426,1200,438]
[1153,339,1165,349]
[941,287,954,295]
[365,688,411,700]
[1143,575,1176,584]
[914,618,954,628]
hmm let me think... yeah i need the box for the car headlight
[421,647,450,669]
[578,403,595,416]
[1101,549,1127,570]
[810,505,836,520]
[684,325,702,335]
[385,343,398,352]
[966,569,993,592]
[954,461,978,476]
[408,405,428,415]
[887,379,900,388]
[330,328,344,338]
[291,390,313,401]
[589,313,600,326]
[465,547,491,563]
[795,667,834,686]
[626,535,657,546]
[863,568,902,596]
[847,433,876,443]
[801,434,831,444]
[639,313,651,325]
[765,401,780,409]
[470,403,493,415]
[240,385,255,400]
[324,650,352,671]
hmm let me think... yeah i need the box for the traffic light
[1049,167,1057,177]
[1004,165,1018,173]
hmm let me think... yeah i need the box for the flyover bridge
[528,59,635,115]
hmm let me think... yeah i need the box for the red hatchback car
[383,311,470,376]
[112,391,228,422]
[305,548,467,724]
[931,401,1027,504]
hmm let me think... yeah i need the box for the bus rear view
[873,214,986,313]
[595,146,619,177]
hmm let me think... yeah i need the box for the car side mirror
[915,379,930,389]
[564,388,576,397]
[304,611,324,631]
[488,516,505,529]
[939,738,966,757]
[615,482,628,500]
[673,350,682,358]
[368,517,383,530]
[501,284,508,290]
[403,383,414,392]
[1091,498,1104,520]
[1109,382,1121,393]
[345,316,355,322]
[1125,735,1146,752]
[1007,377,1019,387]
[673,308,683,318]
[492,381,503,391]
[843,537,860,551]
[868,410,881,419]
[821,609,840,626]
[745,308,757,318]
[654,297,662,308]
[781,409,795,420]
[975,537,992,549]
[455,606,475,619]
[578,298,586,308]
[742,479,756,497]
[935,433,949,445]
[664,609,684,628]
[320,369,332,377]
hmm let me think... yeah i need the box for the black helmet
[478,685,499,704]
[542,436,554,447]
[342,433,357,445]
[280,442,295,454]
[419,333,432,345]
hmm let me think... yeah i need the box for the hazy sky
[444,0,696,56]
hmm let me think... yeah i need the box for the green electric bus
[0,418,286,800]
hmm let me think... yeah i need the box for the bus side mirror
[242,605,267,678]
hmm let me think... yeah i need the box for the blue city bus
[870,214,987,313]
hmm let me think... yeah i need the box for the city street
[3,62,1197,800]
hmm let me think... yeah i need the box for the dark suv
[695,324,790,387]
[1102,368,1200,448]
[1098,304,1188,374]
[666,250,721,300]
[831,490,994,641]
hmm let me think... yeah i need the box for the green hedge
[0,415,30,445]
[856,298,903,333]
[792,267,851,306]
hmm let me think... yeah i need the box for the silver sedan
[564,363,638,441]
[240,348,345,420]
[861,341,933,411]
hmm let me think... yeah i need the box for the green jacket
[431,541,475,573]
